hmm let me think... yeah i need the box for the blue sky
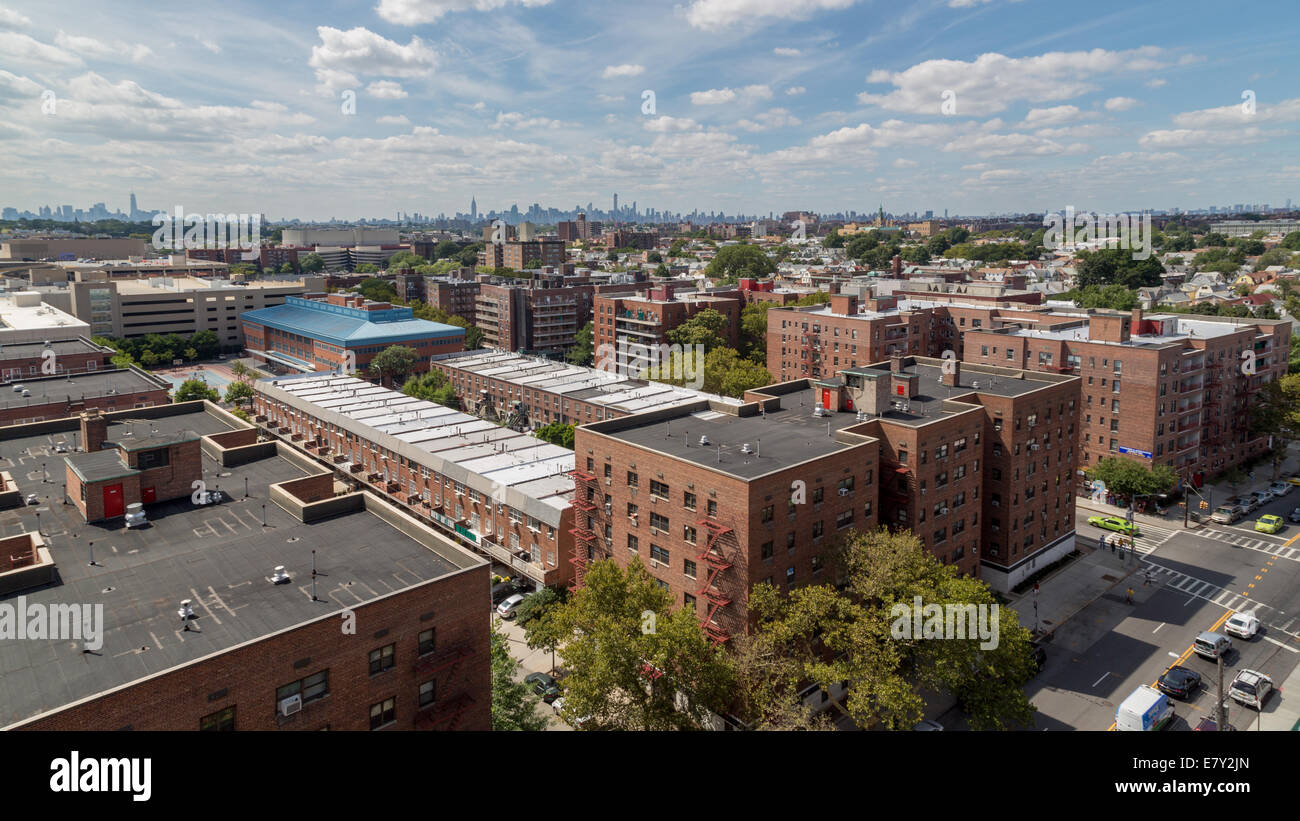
[0,0,1296,220]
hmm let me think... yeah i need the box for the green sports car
[1087,515,1140,536]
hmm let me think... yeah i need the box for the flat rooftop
[0,368,168,412]
[431,350,743,414]
[113,276,307,294]
[262,373,576,518]
[1001,314,1260,346]
[0,338,107,358]
[0,407,470,727]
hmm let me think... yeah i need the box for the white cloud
[376,0,554,25]
[774,47,801,57]
[893,158,918,168]
[55,31,152,62]
[0,6,32,29]
[1139,127,1275,148]
[691,85,772,105]
[367,81,408,99]
[735,107,800,131]
[945,131,1087,157]
[643,115,699,132]
[309,27,438,93]
[0,31,82,66]
[0,68,41,100]
[494,110,569,129]
[192,34,221,54]
[601,63,644,79]
[786,86,806,96]
[685,0,862,31]
[377,114,411,125]
[859,47,1179,115]
[596,94,625,103]
[1172,97,1300,128]
[1146,78,1166,88]
[1104,96,1138,111]
[1021,105,1093,127]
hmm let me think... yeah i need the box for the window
[628,502,639,517]
[418,628,436,656]
[200,706,235,731]
[369,644,396,675]
[650,480,669,499]
[276,670,329,708]
[684,559,697,578]
[761,541,774,559]
[419,680,436,708]
[684,525,697,543]
[650,544,670,564]
[838,476,854,493]
[761,505,774,523]
[683,491,696,510]
[786,566,796,584]
[628,534,639,553]
[627,471,639,487]
[812,487,824,504]
[836,510,854,529]
[812,521,824,539]
[650,512,670,531]
[369,697,396,730]
[137,447,169,470]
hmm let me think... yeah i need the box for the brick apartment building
[602,230,658,250]
[558,214,602,242]
[570,355,1080,641]
[478,239,566,270]
[0,367,171,426]
[593,284,743,356]
[962,308,1291,480]
[1,401,489,731]
[0,337,115,381]
[241,293,464,374]
[394,272,481,324]
[476,277,594,355]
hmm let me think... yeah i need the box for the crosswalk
[1142,560,1300,639]
[1190,528,1300,562]
[1094,523,1179,556]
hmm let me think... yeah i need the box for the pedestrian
[1126,587,1134,605]
[1144,571,1152,587]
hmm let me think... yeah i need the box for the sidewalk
[1006,541,1142,638]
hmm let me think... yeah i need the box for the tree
[229,407,251,423]
[545,559,734,730]
[534,421,575,449]
[645,346,773,397]
[300,252,325,272]
[1280,231,1300,251]
[401,370,458,407]
[279,262,295,274]
[739,302,771,362]
[567,321,595,366]
[823,228,845,248]
[1061,284,1139,310]
[647,251,663,263]
[224,381,255,404]
[704,244,776,284]
[1085,456,1178,503]
[665,308,729,354]
[490,621,548,731]
[456,243,484,267]
[355,263,379,274]
[174,378,220,402]
[191,330,220,359]
[1250,374,1300,477]
[358,277,397,302]
[369,345,419,386]
[746,527,1038,730]
[386,250,422,270]
[519,587,569,672]
[433,239,462,260]
[230,361,252,383]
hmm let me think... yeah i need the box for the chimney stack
[81,409,108,453]
[890,354,905,374]
[940,359,960,388]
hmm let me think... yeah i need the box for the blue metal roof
[241,302,463,347]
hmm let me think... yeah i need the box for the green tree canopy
[1085,456,1178,501]
[567,321,595,366]
[357,277,397,302]
[369,345,419,386]
[534,421,575,449]
[665,308,729,354]
[704,244,776,284]
[401,370,458,407]
[174,378,220,403]
[1061,284,1139,311]
[299,252,325,272]
[224,381,254,404]
[490,621,548,731]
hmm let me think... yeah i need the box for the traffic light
[1200,500,1209,510]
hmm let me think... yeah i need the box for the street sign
[1118,446,1153,459]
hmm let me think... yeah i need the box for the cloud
[1104,96,1138,111]
[601,63,644,79]
[774,47,801,56]
[786,86,806,96]
[493,111,570,129]
[376,0,554,25]
[893,158,918,168]
[1021,105,1093,127]
[691,85,772,105]
[377,114,411,125]
[735,107,800,131]
[367,80,408,99]
[643,115,699,132]
[596,94,624,103]
[0,6,32,29]
[55,31,152,62]
[309,26,438,92]
[945,131,1088,157]
[1172,96,1300,128]
[1139,127,1275,148]
[0,31,82,66]
[859,47,1180,115]
[0,68,42,100]
[1146,78,1166,88]
[685,0,862,31]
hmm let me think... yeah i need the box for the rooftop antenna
[311,550,320,601]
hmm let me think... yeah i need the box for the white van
[1115,685,1174,731]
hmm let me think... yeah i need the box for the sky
[0,0,1297,221]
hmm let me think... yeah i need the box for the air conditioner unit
[279,694,303,716]
[940,507,949,515]
[838,488,850,496]
[605,478,612,486]
[650,559,660,569]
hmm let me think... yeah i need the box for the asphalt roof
[0,368,167,412]
[0,408,474,727]
[0,338,104,357]
[65,449,138,483]
[241,301,462,347]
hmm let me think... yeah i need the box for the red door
[103,484,124,518]
[142,487,156,504]
[821,388,831,409]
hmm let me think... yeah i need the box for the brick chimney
[81,409,108,452]
[892,254,902,275]
[940,359,961,387]
[830,294,857,316]
[890,354,905,374]
[1130,307,1144,334]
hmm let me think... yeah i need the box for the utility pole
[1216,653,1227,730]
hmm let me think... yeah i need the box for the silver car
[495,593,525,619]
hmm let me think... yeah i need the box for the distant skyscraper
[471,196,477,220]
[129,192,137,218]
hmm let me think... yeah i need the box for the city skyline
[0,0,1297,220]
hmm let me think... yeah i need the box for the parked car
[1289,507,1300,524]
[496,593,526,619]
[1087,515,1140,536]
[1224,611,1260,640]
[24,493,39,505]
[1229,669,1274,710]
[491,580,523,606]
[524,672,561,703]
[1285,475,1300,487]
[53,442,67,453]
[1268,481,1292,497]
[1211,504,1244,524]
[912,720,945,731]
[551,697,591,726]
[1156,666,1202,700]
[1193,631,1232,660]
[1228,495,1258,513]
[1250,489,1274,505]
[1255,514,1284,534]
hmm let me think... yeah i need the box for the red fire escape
[695,519,735,645]
[413,643,476,730]
[568,468,599,592]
